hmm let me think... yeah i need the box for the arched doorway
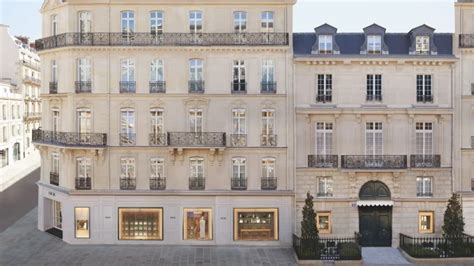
[358,181,392,247]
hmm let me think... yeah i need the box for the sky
[0,0,456,41]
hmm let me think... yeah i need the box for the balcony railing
[120,178,136,190]
[341,155,407,169]
[261,177,277,190]
[23,76,41,85]
[230,134,247,147]
[75,81,92,93]
[410,155,441,168]
[231,81,247,93]
[149,133,167,146]
[32,129,107,147]
[119,133,136,146]
[50,172,59,186]
[231,177,247,190]
[366,94,382,102]
[188,80,205,93]
[261,82,277,94]
[261,134,277,147]
[35,32,290,51]
[120,81,136,93]
[460,34,474,48]
[168,132,226,147]
[416,95,433,103]
[149,81,166,93]
[49,82,58,94]
[416,192,433,197]
[308,155,338,168]
[316,94,332,103]
[75,177,91,190]
[150,177,166,190]
[189,176,205,190]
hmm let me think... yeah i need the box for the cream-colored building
[34,0,295,245]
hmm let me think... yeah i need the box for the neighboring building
[0,80,23,170]
[34,0,295,244]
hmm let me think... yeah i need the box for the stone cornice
[294,56,458,66]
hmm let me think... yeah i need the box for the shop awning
[357,200,394,207]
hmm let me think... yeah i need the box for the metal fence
[293,234,362,261]
[400,233,474,258]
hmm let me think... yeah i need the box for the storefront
[233,208,278,241]
[118,208,163,240]
[183,208,212,240]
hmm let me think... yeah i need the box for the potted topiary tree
[300,192,319,258]
[442,193,467,256]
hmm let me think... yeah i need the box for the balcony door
[77,108,92,144]
[415,122,433,156]
[150,108,164,145]
[365,122,383,167]
[316,122,332,155]
[189,109,203,133]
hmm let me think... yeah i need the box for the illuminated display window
[183,208,212,240]
[234,208,278,241]
[316,212,331,234]
[75,207,90,239]
[118,208,163,240]
[419,211,434,234]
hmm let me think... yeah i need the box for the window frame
[77,58,91,82]
[183,208,213,241]
[367,35,382,54]
[150,157,165,178]
[51,152,59,174]
[118,207,163,241]
[416,36,430,54]
[261,60,275,83]
[121,11,135,34]
[120,157,136,179]
[419,211,434,234]
[74,207,90,239]
[316,211,332,234]
[150,108,164,135]
[190,157,204,178]
[366,74,382,101]
[315,122,333,155]
[233,208,279,241]
[416,74,433,102]
[233,11,247,33]
[232,108,246,134]
[365,122,383,156]
[317,176,333,197]
[318,35,333,54]
[189,11,203,33]
[232,157,246,179]
[120,108,135,136]
[189,108,203,133]
[78,11,92,34]
[189,59,203,81]
[416,176,433,197]
[415,122,433,155]
[121,59,135,82]
[76,157,92,179]
[233,60,246,84]
[316,74,332,102]
[261,109,275,135]
[261,157,276,178]
[261,11,274,32]
[51,15,58,36]
[150,11,164,35]
[150,59,164,82]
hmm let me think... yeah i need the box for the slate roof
[293,32,454,56]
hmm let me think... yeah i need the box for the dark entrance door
[359,207,392,246]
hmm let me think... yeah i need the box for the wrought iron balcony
[120,178,136,190]
[231,81,247,93]
[49,82,58,94]
[410,155,441,168]
[189,176,205,190]
[150,177,166,190]
[50,172,59,186]
[366,94,382,102]
[261,82,277,94]
[460,34,474,48]
[416,95,433,103]
[189,80,205,93]
[308,155,338,168]
[149,133,167,146]
[75,177,91,190]
[316,94,332,103]
[416,192,433,197]
[230,134,247,147]
[23,76,41,85]
[32,129,107,147]
[341,155,407,169]
[168,132,226,147]
[75,81,92,93]
[149,81,166,93]
[119,81,136,93]
[261,177,277,190]
[119,133,136,146]
[35,32,290,51]
[261,134,277,147]
[231,177,247,190]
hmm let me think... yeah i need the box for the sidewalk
[0,152,40,192]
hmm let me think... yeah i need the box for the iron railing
[230,134,247,147]
[168,132,226,147]
[149,133,167,146]
[189,176,205,190]
[49,82,58,94]
[75,81,92,93]
[460,34,474,48]
[308,155,338,168]
[50,172,59,186]
[35,32,289,51]
[188,80,205,93]
[400,233,474,258]
[120,178,136,190]
[417,192,433,197]
[119,133,136,146]
[150,177,166,190]
[23,76,41,85]
[341,155,407,169]
[316,94,332,103]
[261,82,277,93]
[261,134,277,147]
[366,94,382,102]
[231,81,247,93]
[410,155,441,168]
[231,177,247,190]
[416,95,433,103]
[293,234,362,261]
[120,81,136,93]
[32,129,107,147]
[149,81,166,93]
[75,177,91,190]
[261,177,277,190]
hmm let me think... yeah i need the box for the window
[189,59,203,81]
[75,207,90,239]
[316,74,332,103]
[51,15,57,36]
[51,60,57,82]
[150,158,164,178]
[77,58,91,82]
[261,158,275,178]
[416,75,432,102]
[52,109,60,133]
[366,122,383,156]
[189,109,203,133]
[367,35,382,54]
[419,211,434,233]
[316,122,333,155]
[261,109,275,136]
[51,152,59,174]
[316,212,331,234]
[190,157,204,178]
[189,11,203,33]
[121,11,135,35]
[261,60,275,92]
[150,11,164,35]
[261,11,274,32]
[234,208,278,241]
[78,11,92,33]
[232,157,246,179]
[318,35,333,54]
[234,11,247,32]
[2,105,5,120]
[121,59,135,82]
[120,157,136,178]
[416,122,433,155]
[150,59,164,82]
[77,108,92,134]
[367,74,382,101]
[232,60,246,92]
[183,208,212,240]
[232,109,246,134]
[119,208,163,240]
[416,177,433,197]
[416,36,430,54]
[120,108,135,145]
[76,157,92,180]
[52,200,62,229]
[150,108,164,135]
[317,177,333,197]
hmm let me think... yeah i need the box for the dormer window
[318,35,333,54]
[416,36,430,54]
[367,35,382,54]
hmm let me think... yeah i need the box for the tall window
[51,152,59,174]
[316,122,333,155]
[189,109,203,133]
[417,177,433,197]
[232,60,246,92]
[150,108,164,135]
[367,74,382,101]
[366,122,383,156]
[120,157,136,178]
[232,109,246,134]
[261,60,275,85]
[261,158,275,178]
[318,35,333,54]
[234,11,247,32]
[190,157,204,178]
[76,157,92,180]
[150,59,164,82]
[52,201,62,229]
[75,207,90,239]
[150,157,164,178]
[416,36,430,54]
[419,211,434,233]
[261,109,275,135]
[367,35,382,54]
[77,58,91,82]
[121,11,135,36]
[416,75,432,102]
[416,122,433,155]
[317,177,333,197]
[189,11,203,33]
[120,108,135,145]
[51,15,57,36]
[78,11,92,33]
[150,11,164,35]
[261,11,274,32]
[232,157,246,179]
[51,60,57,82]
[121,59,135,82]
[52,109,60,133]
[316,74,332,103]
[189,59,203,81]
[77,108,92,141]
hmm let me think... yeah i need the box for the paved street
[0,167,39,232]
